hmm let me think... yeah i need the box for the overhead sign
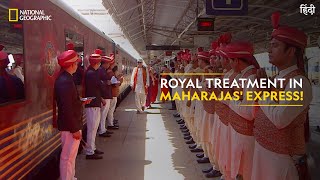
[165,51,172,56]
[77,9,108,16]
[197,18,214,31]
[206,0,248,16]
[146,45,180,50]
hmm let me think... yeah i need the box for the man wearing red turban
[220,41,259,180]
[207,33,234,180]
[194,51,217,167]
[107,54,121,129]
[83,53,105,160]
[97,56,114,137]
[54,50,91,180]
[251,12,312,180]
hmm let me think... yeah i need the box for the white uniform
[211,69,234,176]
[99,99,111,134]
[251,65,312,180]
[198,65,213,157]
[60,131,80,180]
[85,107,101,155]
[227,65,256,180]
[130,67,150,112]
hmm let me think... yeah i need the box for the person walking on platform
[251,12,312,180]
[54,50,91,180]
[150,67,159,104]
[107,64,122,129]
[83,53,104,160]
[98,56,114,137]
[130,59,150,114]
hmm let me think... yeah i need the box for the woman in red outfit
[150,69,158,103]
[145,67,155,108]
[160,65,169,103]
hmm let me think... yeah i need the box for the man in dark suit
[83,53,105,160]
[54,50,91,180]
[98,56,114,137]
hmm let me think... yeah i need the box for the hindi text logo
[300,4,316,16]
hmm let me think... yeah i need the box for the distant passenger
[0,50,24,104]
[54,50,91,180]
[150,68,159,104]
[145,66,156,108]
[11,54,24,83]
[130,59,149,113]
[83,53,104,160]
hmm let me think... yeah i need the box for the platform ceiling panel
[104,0,320,60]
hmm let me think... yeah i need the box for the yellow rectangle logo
[8,9,19,22]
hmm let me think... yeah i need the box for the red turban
[94,49,103,55]
[89,54,102,65]
[222,41,260,69]
[66,43,74,50]
[197,51,210,62]
[57,50,81,68]
[271,12,307,72]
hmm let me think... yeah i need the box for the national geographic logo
[8,8,18,22]
[8,9,52,22]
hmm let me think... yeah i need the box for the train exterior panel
[0,0,136,179]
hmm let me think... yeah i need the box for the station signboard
[206,0,248,15]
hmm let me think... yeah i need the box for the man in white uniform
[130,59,150,113]
[251,12,312,180]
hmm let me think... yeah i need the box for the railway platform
[75,92,217,180]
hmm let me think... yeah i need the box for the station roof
[103,0,320,62]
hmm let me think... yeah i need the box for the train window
[65,29,84,94]
[0,2,25,105]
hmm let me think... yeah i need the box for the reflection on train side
[0,4,25,105]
